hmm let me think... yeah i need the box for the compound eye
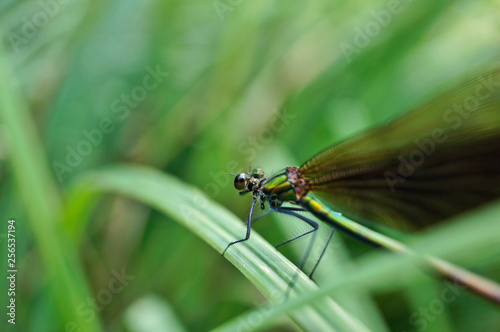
[234,173,248,191]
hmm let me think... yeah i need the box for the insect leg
[271,207,318,248]
[271,207,320,293]
[309,226,336,279]
[222,196,258,256]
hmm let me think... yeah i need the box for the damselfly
[223,68,500,302]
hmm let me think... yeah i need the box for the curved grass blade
[213,202,500,332]
[66,164,373,332]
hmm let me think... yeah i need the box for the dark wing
[300,69,500,231]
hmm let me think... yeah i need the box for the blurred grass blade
[0,41,102,331]
[123,295,188,332]
[66,164,373,332]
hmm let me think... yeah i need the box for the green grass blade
[66,164,374,332]
[214,202,500,331]
[0,41,102,331]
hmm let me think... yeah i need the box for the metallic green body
[261,168,298,204]
[260,168,406,248]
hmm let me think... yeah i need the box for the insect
[223,68,500,300]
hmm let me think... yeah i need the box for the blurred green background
[1,0,500,331]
